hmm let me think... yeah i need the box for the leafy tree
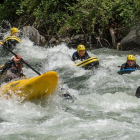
[1,0,140,47]
[0,0,21,23]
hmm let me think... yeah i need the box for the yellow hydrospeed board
[0,71,59,101]
[80,59,98,66]
[75,57,98,67]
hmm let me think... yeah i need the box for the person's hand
[13,54,22,63]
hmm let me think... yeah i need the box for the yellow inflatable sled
[75,57,99,70]
[0,71,59,101]
[75,57,98,67]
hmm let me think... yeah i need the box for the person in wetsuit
[2,27,21,52]
[0,55,26,82]
[72,44,99,69]
[120,55,140,70]
[72,44,90,61]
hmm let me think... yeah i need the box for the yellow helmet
[127,55,135,61]
[77,45,86,53]
[11,27,18,35]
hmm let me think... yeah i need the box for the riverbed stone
[22,26,46,46]
[120,26,140,50]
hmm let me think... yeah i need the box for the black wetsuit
[0,59,24,82]
[120,63,140,70]
[72,51,90,61]
[135,86,140,98]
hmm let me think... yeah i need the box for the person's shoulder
[120,63,127,70]
[72,51,77,55]
[3,36,21,43]
[121,63,126,67]
[10,37,21,43]
[72,51,78,61]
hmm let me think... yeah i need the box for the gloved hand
[13,54,22,63]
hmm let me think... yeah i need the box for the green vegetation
[0,0,140,45]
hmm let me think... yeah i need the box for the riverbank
[1,1,140,50]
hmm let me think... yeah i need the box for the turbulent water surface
[0,37,140,140]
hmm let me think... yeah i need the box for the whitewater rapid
[0,38,140,140]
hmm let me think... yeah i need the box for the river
[0,37,140,140]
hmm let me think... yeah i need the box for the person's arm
[135,64,140,70]
[0,60,14,75]
[72,52,77,61]
[120,63,125,70]
[72,55,75,61]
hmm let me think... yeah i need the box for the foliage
[61,0,140,36]
[0,0,21,22]
[0,0,140,40]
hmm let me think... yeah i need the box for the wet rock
[72,34,85,40]
[39,35,46,46]
[67,34,99,48]
[120,26,140,50]
[22,26,46,46]
[49,37,57,44]
[48,37,59,46]
[67,34,87,48]
[59,37,71,44]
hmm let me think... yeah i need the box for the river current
[0,37,140,140]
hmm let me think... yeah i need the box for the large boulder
[67,34,87,48]
[48,37,59,46]
[67,34,99,48]
[120,26,140,50]
[22,26,46,46]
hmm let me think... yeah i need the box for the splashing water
[0,37,140,140]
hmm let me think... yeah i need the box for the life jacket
[2,36,21,52]
[3,36,21,43]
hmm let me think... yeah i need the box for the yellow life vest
[3,36,21,43]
